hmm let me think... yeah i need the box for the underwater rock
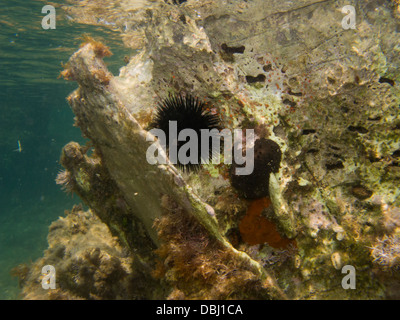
[18,205,167,299]
[20,0,400,299]
[49,29,284,300]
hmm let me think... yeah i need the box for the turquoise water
[0,0,128,299]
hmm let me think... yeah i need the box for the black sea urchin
[151,94,220,171]
[230,138,282,199]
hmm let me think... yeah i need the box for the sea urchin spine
[150,94,220,172]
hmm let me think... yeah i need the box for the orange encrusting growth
[59,66,74,81]
[239,197,295,249]
[79,35,112,58]
[59,37,112,83]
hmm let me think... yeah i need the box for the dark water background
[0,0,128,299]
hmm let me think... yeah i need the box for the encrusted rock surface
[18,205,167,299]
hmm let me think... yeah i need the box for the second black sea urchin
[151,94,220,172]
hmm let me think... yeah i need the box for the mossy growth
[153,195,273,299]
